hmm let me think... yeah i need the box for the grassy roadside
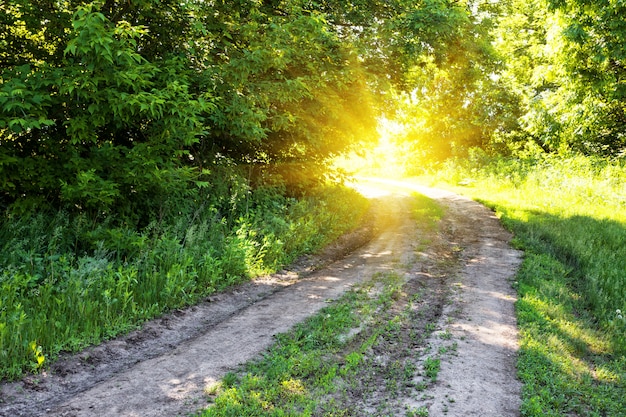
[426,152,626,416]
[0,183,369,381]
[196,193,451,417]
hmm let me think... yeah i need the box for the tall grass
[428,151,626,416]
[436,151,626,332]
[0,179,369,380]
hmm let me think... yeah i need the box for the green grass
[411,192,445,232]
[197,269,432,417]
[0,182,369,381]
[197,274,403,417]
[427,151,626,417]
[196,193,447,416]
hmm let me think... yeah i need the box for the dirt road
[0,180,522,417]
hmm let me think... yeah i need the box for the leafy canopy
[1,0,482,214]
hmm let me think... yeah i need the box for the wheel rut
[0,180,522,417]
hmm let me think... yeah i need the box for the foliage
[5,0,626,213]
[194,0,379,168]
[331,1,523,169]
[357,0,626,165]
[492,0,626,155]
[0,0,213,215]
[0,0,509,215]
[394,0,521,164]
[428,153,626,416]
[0,182,368,380]
[0,1,353,213]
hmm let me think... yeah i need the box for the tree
[547,0,626,154]
[369,0,520,166]
[0,0,212,218]
[193,1,378,167]
[1,0,520,214]
[492,0,626,155]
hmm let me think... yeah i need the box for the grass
[0,180,369,381]
[197,270,436,417]
[411,193,445,232]
[196,192,448,416]
[426,151,626,417]
[197,272,404,416]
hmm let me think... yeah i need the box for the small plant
[406,405,429,417]
[423,357,441,382]
[204,381,224,399]
[221,372,238,388]
[404,362,417,380]
[439,330,452,340]
[29,341,45,372]
[425,323,436,332]
[415,382,428,391]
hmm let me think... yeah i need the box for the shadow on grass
[494,206,626,350]
[494,208,626,417]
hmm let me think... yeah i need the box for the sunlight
[333,116,413,179]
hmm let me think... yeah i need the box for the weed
[406,406,429,417]
[404,362,417,381]
[411,194,445,231]
[28,342,45,372]
[204,381,223,397]
[439,330,452,340]
[221,372,238,388]
[415,382,428,391]
[423,357,441,382]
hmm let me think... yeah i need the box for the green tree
[194,1,378,169]
[0,0,212,218]
[547,0,626,154]
[1,0,519,214]
[371,0,520,166]
[492,0,626,155]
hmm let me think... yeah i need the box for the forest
[3,0,625,212]
[1,0,625,415]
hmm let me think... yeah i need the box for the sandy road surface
[371,179,523,416]
[0,180,522,417]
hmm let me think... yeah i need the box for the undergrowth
[0,176,368,381]
[428,151,626,416]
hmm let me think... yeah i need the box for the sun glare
[333,117,412,179]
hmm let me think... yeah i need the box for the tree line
[0,0,469,214]
[2,0,625,218]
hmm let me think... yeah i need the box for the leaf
[64,42,78,56]
[194,181,210,189]
[29,341,45,369]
